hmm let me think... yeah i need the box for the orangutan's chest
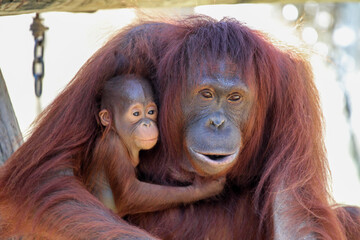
[126,201,236,240]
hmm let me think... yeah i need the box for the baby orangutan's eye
[148,110,155,115]
[133,111,140,116]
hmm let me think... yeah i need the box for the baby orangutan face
[99,76,159,166]
[120,98,158,151]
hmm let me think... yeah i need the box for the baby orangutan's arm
[116,176,225,217]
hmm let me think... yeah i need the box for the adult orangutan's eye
[148,110,155,115]
[200,90,213,99]
[133,111,140,116]
[228,94,242,102]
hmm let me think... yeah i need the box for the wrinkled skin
[181,67,252,177]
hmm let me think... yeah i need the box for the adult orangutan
[0,15,359,240]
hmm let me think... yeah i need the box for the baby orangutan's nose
[134,119,159,150]
[142,119,152,127]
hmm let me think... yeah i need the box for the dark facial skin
[182,66,252,176]
[99,78,159,167]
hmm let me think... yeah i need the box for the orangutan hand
[191,176,226,200]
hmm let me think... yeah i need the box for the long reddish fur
[130,16,359,239]
[0,15,358,239]
[0,21,164,239]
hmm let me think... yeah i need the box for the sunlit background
[1,2,359,206]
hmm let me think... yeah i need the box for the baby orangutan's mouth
[136,137,158,150]
[137,138,158,142]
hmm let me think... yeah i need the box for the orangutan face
[182,67,252,176]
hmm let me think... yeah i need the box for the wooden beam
[0,0,355,16]
[3,0,226,16]
[0,69,23,165]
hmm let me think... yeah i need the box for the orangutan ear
[99,109,111,126]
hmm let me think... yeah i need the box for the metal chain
[30,13,48,98]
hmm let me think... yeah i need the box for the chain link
[32,35,45,97]
[30,14,48,98]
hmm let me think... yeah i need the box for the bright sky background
[1,4,359,206]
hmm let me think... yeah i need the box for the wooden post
[0,69,23,165]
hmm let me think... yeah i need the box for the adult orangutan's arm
[1,170,158,240]
[273,189,317,240]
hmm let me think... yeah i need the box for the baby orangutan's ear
[99,109,111,126]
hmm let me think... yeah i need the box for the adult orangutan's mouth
[190,149,238,165]
[203,154,229,161]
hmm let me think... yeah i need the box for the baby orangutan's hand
[191,176,226,200]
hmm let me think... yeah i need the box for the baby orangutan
[92,75,225,216]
